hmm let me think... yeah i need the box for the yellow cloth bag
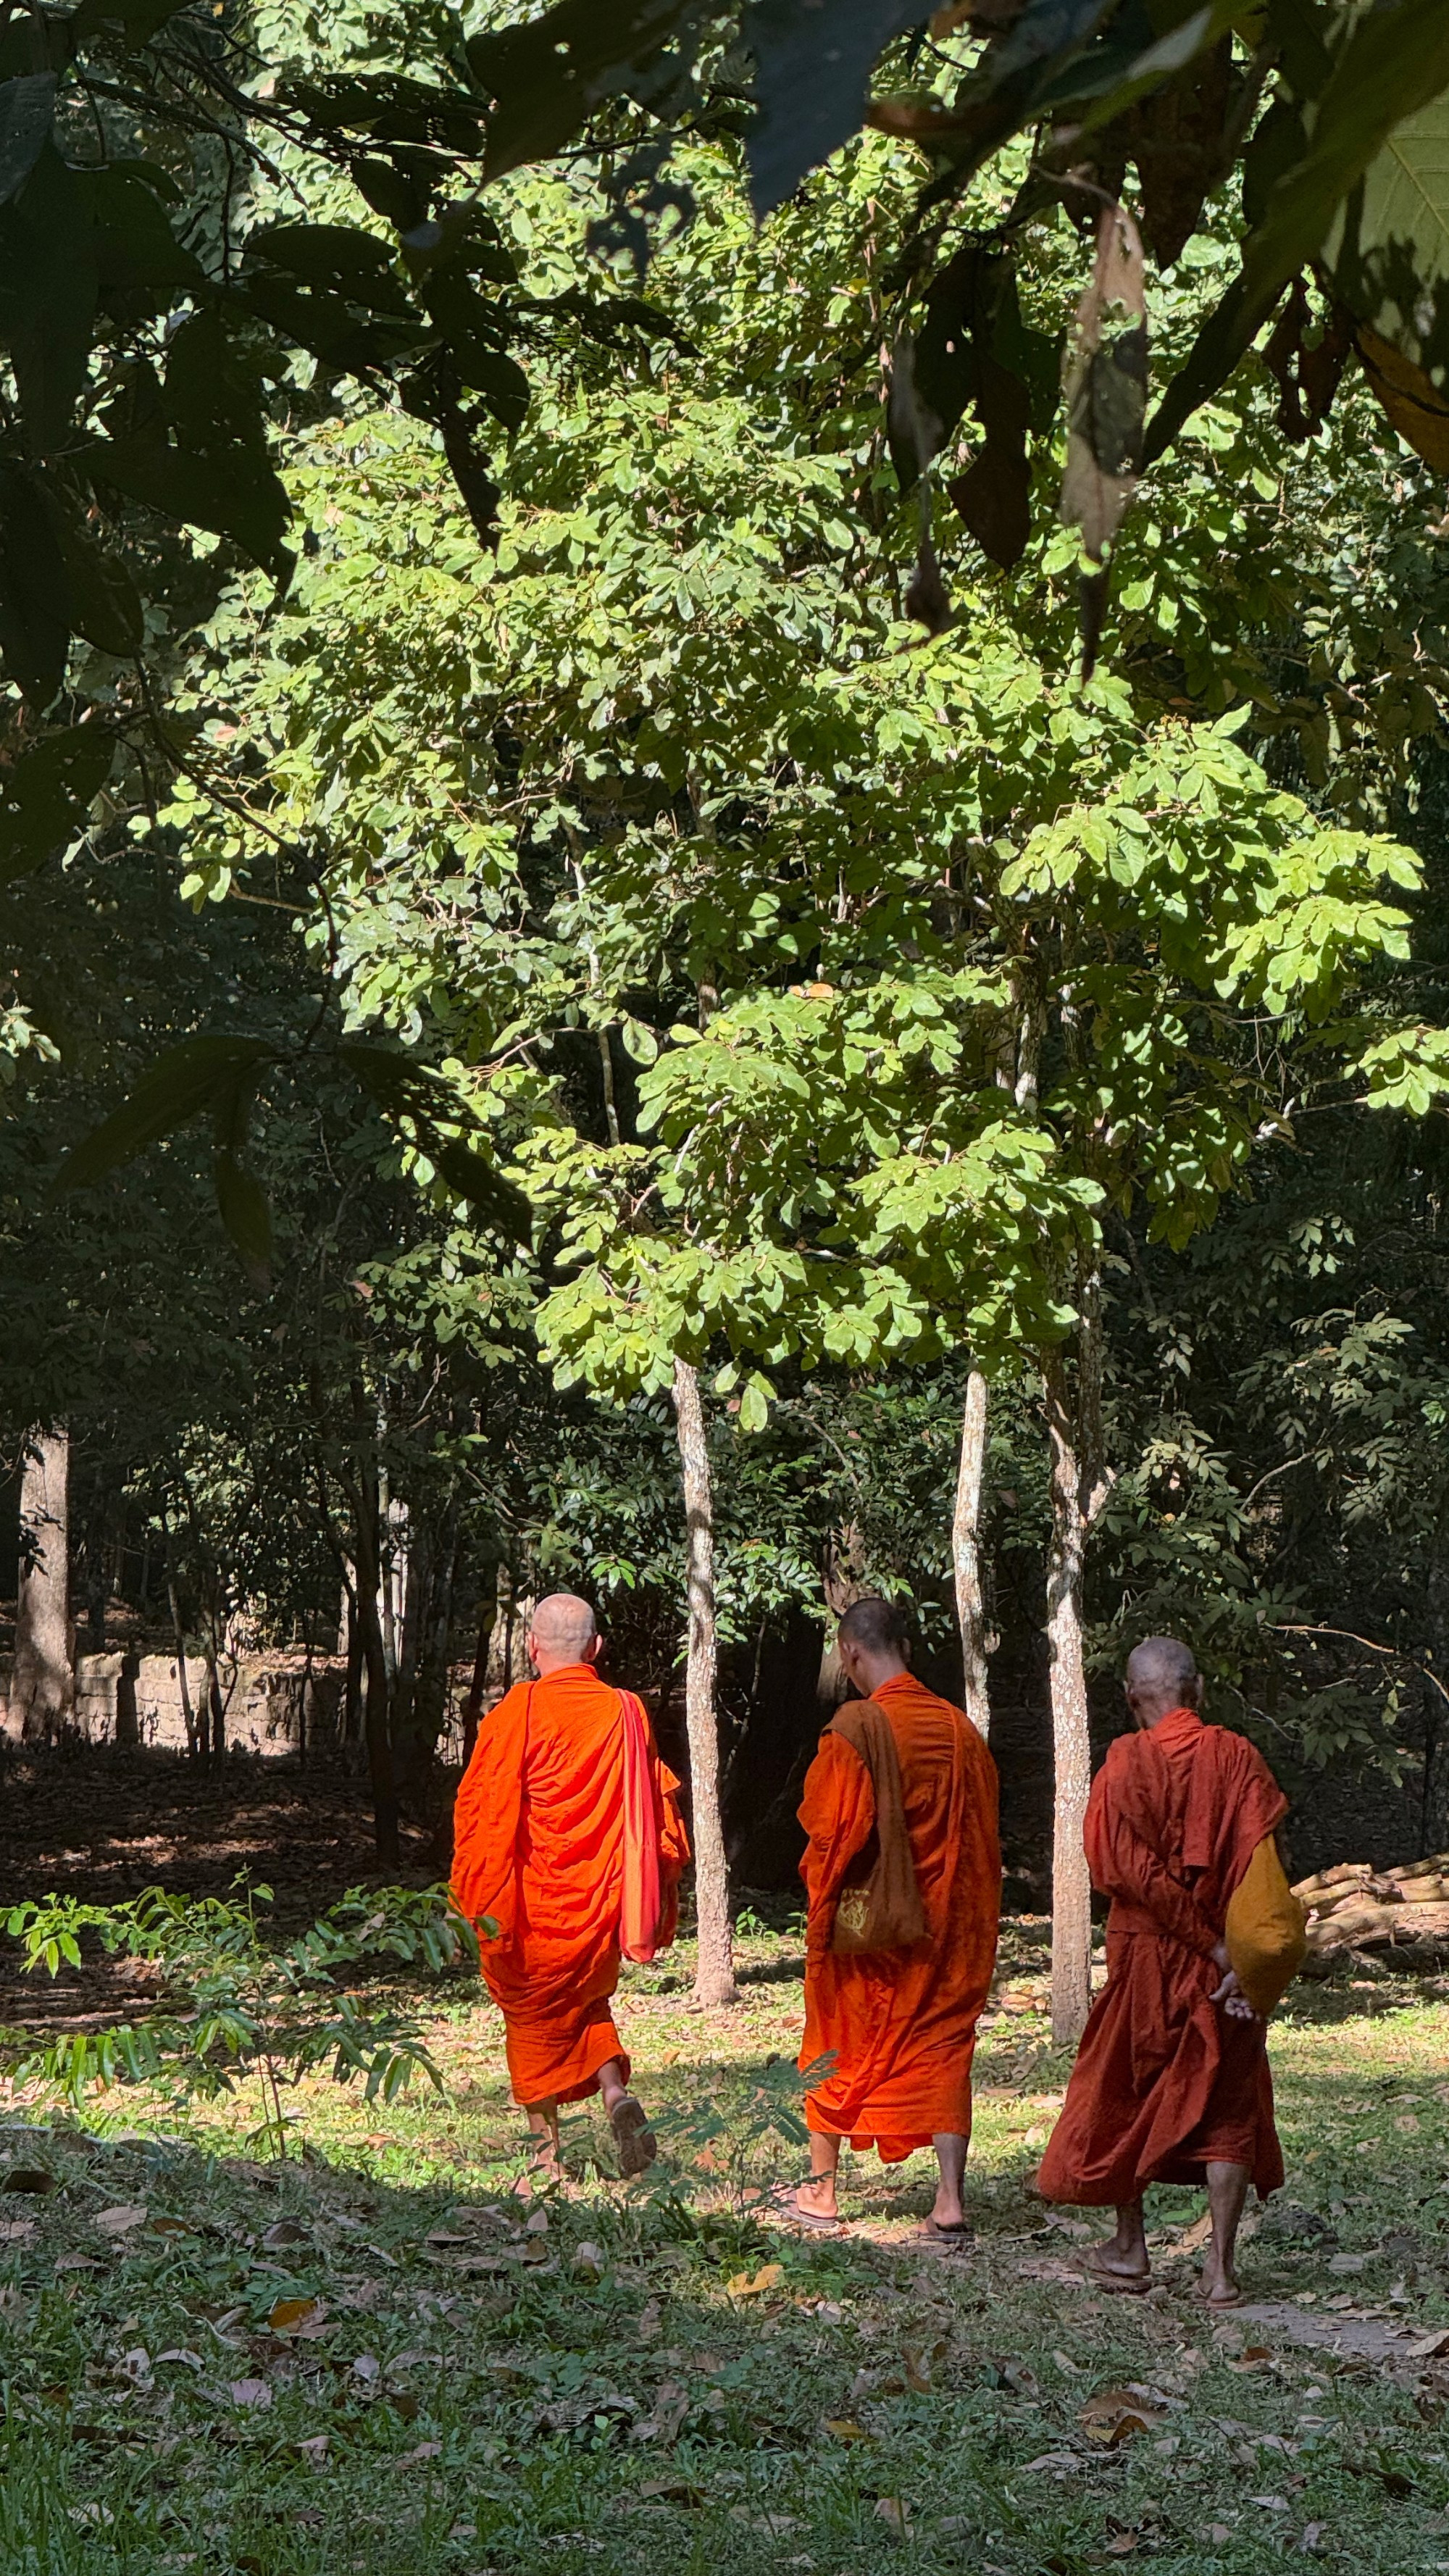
[1225,1834,1308,2014]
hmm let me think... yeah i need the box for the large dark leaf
[54,515,145,659]
[335,1041,457,1115]
[429,1139,533,1243]
[1061,201,1146,562]
[1327,96,1449,391]
[1,143,99,449]
[214,1149,274,1291]
[0,72,55,206]
[88,435,293,581]
[1355,322,1449,470]
[0,467,70,706]
[745,0,926,215]
[55,1037,281,1191]
[419,270,530,424]
[72,0,203,46]
[1240,0,1449,310]
[467,0,692,183]
[0,725,114,886]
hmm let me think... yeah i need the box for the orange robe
[451,1664,687,2108]
[798,1672,1001,2162]
[1037,1707,1287,2207]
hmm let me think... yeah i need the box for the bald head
[1124,1635,1201,1728]
[527,1592,600,1676]
[837,1596,911,1696]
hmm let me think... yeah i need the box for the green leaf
[1327,94,1449,387]
[54,1036,281,1191]
[1241,0,1449,312]
[0,72,55,206]
[0,725,114,886]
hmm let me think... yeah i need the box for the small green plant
[4,1879,488,2159]
[647,2051,835,2211]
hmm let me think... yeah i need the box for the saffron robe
[451,1664,688,2108]
[798,1672,1001,2162]
[1036,1707,1287,2207]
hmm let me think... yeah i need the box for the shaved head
[1124,1634,1200,1725]
[838,1596,910,1657]
[529,1593,598,1663]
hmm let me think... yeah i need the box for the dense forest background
[4,0,1449,1964]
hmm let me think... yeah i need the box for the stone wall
[0,1652,346,1759]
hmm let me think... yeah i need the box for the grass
[0,1915,1448,2572]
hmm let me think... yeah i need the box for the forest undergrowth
[0,1924,1445,2574]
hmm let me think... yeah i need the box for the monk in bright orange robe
[451,1592,688,2173]
[1036,1635,1287,2307]
[781,1596,1001,2238]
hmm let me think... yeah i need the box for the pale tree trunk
[1041,1272,1111,2049]
[672,1355,737,2005]
[952,1370,991,1738]
[1043,1352,1092,2046]
[14,1427,72,1742]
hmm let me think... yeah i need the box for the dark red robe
[1037,1707,1287,2206]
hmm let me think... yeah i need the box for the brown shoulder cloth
[827,1698,928,1955]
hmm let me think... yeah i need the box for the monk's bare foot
[1083,2243,1151,2292]
[1195,2262,1242,2309]
[771,2178,843,2230]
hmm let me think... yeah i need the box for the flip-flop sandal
[609,2096,657,2178]
[1193,2281,1243,2310]
[768,2183,847,2234]
[1082,2253,1153,2296]
[921,2218,974,2247]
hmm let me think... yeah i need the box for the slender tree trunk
[162,1519,199,1759]
[349,1459,401,1867]
[14,1427,72,1742]
[952,1370,991,1738]
[672,1356,737,2005]
[1043,1349,1093,2047]
[462,1561,498,1770]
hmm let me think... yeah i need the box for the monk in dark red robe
[781,1597,1000,2238]
[451,1593,688,2174]
[1036,1635,1287,2307]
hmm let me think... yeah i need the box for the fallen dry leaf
[262,2220,309,2251]
[573,2241,606,2278]
[93,2206,147,2238]
[823,2417,873,2443]
[295,2433,329,2465]
[0,2220,36,2243]
[727,2262,783,2300]
[901,2335,948,2394]
[228,2378,272,2409]
[874,2496,914,2540]
[267,2296,322,2334]
[1078,2387,1166,2446]
[1,2168,54,2195]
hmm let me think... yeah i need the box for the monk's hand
[1208,1962,1258,2022]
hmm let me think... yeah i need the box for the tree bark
[953,1369,992,1738]
[672,1356,737,2005]
[1043,1349,1093,2047]
[14,1427,72,1743]
[348,1457,401,1867]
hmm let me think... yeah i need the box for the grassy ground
[1,1916,1448,2574]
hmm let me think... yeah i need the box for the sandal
[1082,2248,1153,2295]
[921,2217,974,2247]
[609,2095,657,2178]
[768,2182,847,2234]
